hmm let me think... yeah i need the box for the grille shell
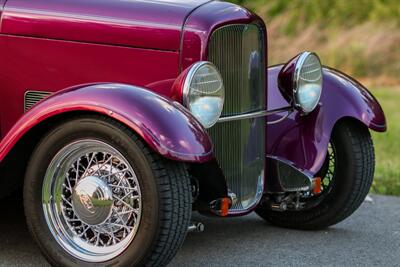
[207,24,266,212]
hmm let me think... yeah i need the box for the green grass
[370,88,400,196]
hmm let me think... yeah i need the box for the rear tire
[256,120,374,230]
[24,115,192,267]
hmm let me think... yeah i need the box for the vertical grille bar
[208,24,265,116]
[208,24,266,211]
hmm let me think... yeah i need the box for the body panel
[1,0,210,51]
[267,65,386,176]
[0,35,179,138]
[0,83,213,163]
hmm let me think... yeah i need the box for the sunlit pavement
[1,194,399,267]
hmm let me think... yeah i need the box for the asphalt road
[0,195,399,267]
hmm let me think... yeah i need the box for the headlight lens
[183,62,225,128]
[294,52,323,113]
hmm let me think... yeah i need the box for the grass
[370,88,400,196]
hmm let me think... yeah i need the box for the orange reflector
[220,198,231,217]
[209,197,232,217]
[313,177,322,194]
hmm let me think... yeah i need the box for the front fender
[267,65,386,175]
[0,83,213,163]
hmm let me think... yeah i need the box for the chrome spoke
[94,154,114,176]
[113,195,134,210]
[101,168,128,179]
[109,184,134,191]
[82,153,96,178]
[65,172,73,192]
[62,195,73,207]
[78,225,90,237]
[75,157,81,181]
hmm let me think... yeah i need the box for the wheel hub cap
[72,176,113,225]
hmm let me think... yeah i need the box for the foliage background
[228,0,400,195]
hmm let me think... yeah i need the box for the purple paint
[267,65,386,176]
[0,83,213,163]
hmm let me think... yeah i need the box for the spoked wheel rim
[319,142,336,194]
[300,141,337,208]
[42,139,142,263]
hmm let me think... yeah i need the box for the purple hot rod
[0,0,386,266]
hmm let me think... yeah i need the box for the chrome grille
[208,24,265,116]
[24,91,51,112]
[208,24,266,212]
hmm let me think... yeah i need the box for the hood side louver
[24,91,52,112]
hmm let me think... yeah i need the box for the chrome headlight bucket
[278,52,323,114]
[183,62,225,128]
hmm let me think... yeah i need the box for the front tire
[256,120,375,230]
[24,115,192,267]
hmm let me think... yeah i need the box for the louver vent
[24,91,52,112]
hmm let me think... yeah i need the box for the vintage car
[0,0,386,266]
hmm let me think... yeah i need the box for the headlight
[278,51,323,114]
[293,52,323,113]
[183,62,225,128]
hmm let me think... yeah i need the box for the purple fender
[267,65,386,176]
[0,83,213,163]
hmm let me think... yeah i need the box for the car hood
[1,0,211,51]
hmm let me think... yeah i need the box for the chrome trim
[182,61,225,128]
[182,61,207,108]
[218,107,292,122]
[208,24,266,117]
[228,171,264,215]
[293,51,323,114]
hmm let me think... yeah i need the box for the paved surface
[0,195,399,267]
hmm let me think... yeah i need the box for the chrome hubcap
[42,140,142,262]
[72,176,113,226]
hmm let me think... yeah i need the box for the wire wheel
[42,139,142,262]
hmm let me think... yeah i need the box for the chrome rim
[42,139,142,263]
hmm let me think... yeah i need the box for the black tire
[256,120,375,230]
[24,115,192,267]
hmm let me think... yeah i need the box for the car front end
[176,1,326,215]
